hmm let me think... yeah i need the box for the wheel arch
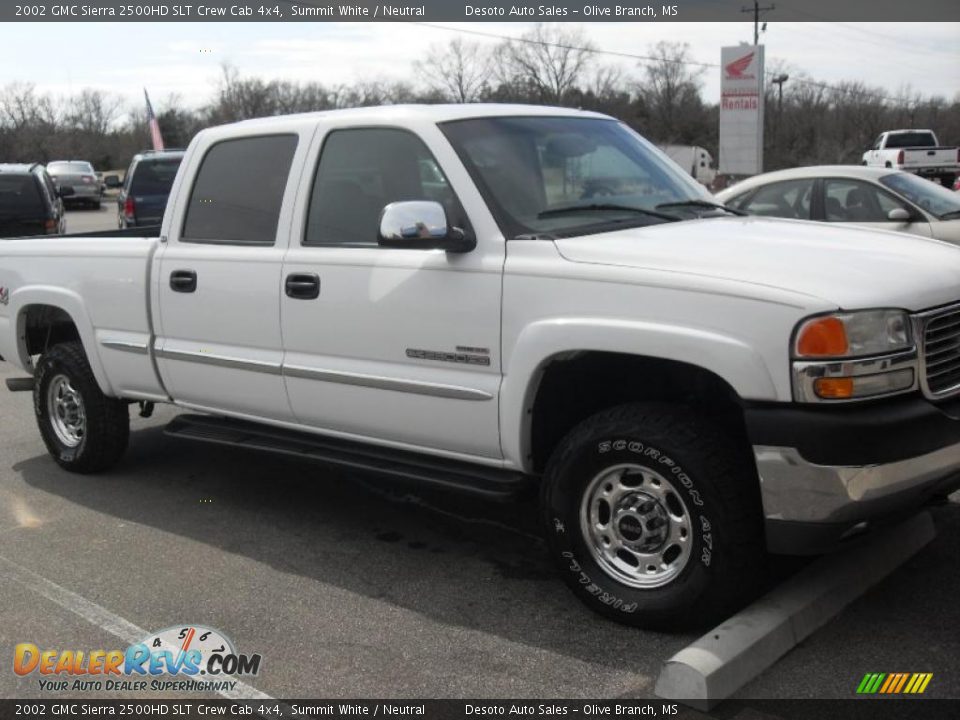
[500,319,777,473]
[12,290,114,395]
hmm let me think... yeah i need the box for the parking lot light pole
[770,74,790,164]
[772,73,790,115]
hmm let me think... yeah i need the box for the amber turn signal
[796,316,849,357]
[813,377,855,399]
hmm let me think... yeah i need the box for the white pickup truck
[3,105,960,629]
[863,129,960,187]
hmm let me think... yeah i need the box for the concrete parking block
[655,511,937,710]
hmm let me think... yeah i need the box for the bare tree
[634,42,707,144]
[414,39,491,103]
[66,89,122,136]
[0,83,62,161]
[208,64,279,122]
[493,24,595,104]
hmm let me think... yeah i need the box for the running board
[6,377,34,392]
[165,414,531,501]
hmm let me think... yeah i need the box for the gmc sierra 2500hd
[2,105,960,629]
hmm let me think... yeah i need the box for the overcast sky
[1,21,957,117]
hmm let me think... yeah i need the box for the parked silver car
[717,166,960,244]
[46,160,102,209]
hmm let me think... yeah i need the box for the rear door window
[182,135,298,245]
[737,179,814,220]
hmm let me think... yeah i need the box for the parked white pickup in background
[862,129,959,187]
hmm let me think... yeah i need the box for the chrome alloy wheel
[47,374,86,448]
[580,463,693,589]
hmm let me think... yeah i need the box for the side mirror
[887,207,911,222]
[58,185,75,198]
[104,175,122,189]
[378,201,475,253]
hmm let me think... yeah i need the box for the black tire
[33,341,129,473]
[540,403,766,630]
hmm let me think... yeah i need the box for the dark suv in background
[0,163,70,238]
[117,150,184,228]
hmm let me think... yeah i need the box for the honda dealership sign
[719,45,765,176]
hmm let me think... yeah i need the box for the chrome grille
[922,306,960,398]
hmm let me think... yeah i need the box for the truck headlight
[794,310,911,358]
[792,310,917,402]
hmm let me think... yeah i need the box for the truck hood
[554,216,960,311]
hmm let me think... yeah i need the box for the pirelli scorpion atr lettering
[2,104,960,629]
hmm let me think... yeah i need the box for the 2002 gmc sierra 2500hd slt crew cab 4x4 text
[2,105,960,629]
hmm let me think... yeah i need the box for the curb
[654,511,937,710]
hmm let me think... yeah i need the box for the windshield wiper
[538,203,680,222]
[655,199,747,216]
[939,210,960,220]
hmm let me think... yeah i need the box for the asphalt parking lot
[1,359,958,709]
[63,201,117,234]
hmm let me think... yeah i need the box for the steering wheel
[582,185,616,200]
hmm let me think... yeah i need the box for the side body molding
[499,317,779,472]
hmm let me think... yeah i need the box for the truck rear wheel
[540,403,766,630]
[34,342,129,473]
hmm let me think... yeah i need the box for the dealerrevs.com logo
[14,625,262,693]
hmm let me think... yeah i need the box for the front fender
[10,286,115,396]
[499,317,778,471]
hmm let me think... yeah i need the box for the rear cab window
[884,132,937,149]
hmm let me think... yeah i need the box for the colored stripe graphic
[857,672,933,694]
[894,673,910,693]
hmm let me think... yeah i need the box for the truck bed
[0,233,164,400]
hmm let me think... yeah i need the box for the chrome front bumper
[755,442,960,553]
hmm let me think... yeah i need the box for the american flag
[144,89,165,152]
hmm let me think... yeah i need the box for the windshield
[129,158,181,195]
[47,161,94,175]
[0,175,43,214]
[879,173,960,219]
[440,117,710,238]
[884,132,936,149]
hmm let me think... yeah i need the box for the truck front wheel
[34,342,129,473]
[541,403,766,630]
